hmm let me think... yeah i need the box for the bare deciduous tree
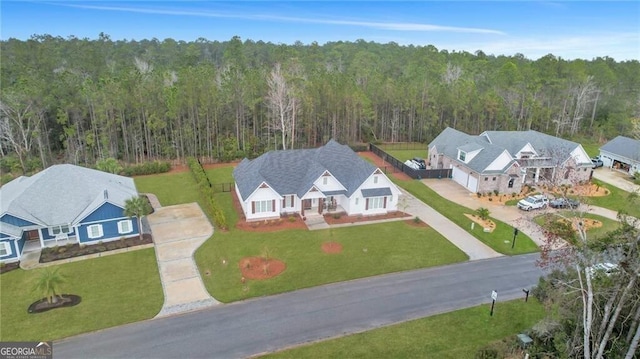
[0,93,43,174]
[266,63,298,150]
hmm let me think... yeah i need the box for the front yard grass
[395,180,539,255]
[0,249,163,341]
[587,179,640,218]
[263,298,545,358]
[195,215,468,303]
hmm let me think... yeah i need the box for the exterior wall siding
[0,238,19,262]
[245,186,280,221]
[81,202,126,223]
[77,217,139,243]
[0,214,36,227]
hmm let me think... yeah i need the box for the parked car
[404,159,420,170]
[591,157,604,168]
[549,197,580,209]
[517,194,549,211]
[412,157,427,169]
[587,262,619,277]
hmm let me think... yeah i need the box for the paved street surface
[55,253,544,359]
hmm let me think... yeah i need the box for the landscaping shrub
[187,157,228,230]
[122,161,171,176]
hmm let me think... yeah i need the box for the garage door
[452,167,468,188]
[467,175,478,193]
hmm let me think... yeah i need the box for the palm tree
[123,196,151,240]
[33,268,66,304]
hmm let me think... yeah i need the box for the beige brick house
[428,127,593,194]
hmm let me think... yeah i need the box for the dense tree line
[1,34,639,173]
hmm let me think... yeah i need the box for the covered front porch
[23,236,79,253]
[300,191,347,217]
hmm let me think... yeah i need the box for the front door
[26,230,39,241]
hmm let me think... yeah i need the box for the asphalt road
[54,253,545,359]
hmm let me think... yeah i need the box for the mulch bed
[231,189,308,232]
[39,234,153,263]
[239,257,286,280]
[28,294,81,313]
[322,242,343,254]
[324,211,411,225]
[0,261,21,274]
[405,218,430,228]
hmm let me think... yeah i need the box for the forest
[1,34,639,174]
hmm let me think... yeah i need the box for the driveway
[147,203,219,316]
[593,167,640,193]
[400,188,501,260]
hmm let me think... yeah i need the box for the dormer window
[458,151,467,162]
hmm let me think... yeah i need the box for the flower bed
[39,234,153,263]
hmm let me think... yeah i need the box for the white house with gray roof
[0,164,141,263]
[233,140,401,221]
[429,127,592,193]
[599,136,640,174]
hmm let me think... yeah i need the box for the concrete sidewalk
[147,203,219,317]
[400,188,502,260]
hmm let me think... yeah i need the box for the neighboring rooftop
[0,164,138,226]
[233,140,377,201]
[600,136,640,162]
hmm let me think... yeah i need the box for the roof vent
[104,189,109,199]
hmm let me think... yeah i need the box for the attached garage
[600,136,640,174]
[451,166,478,192]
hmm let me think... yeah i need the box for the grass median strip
[394,179,539,255]
[0,249,163,342]
[262,298,545,358]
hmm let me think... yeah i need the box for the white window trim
[369,196,385,210]
[87,224,104,239]
[255,200,274,213]
[373,176,379,184]
[117,220,133,234]
[0,242,12,257]
[323,177,328,185]
[459,151,467,162]
[49,224,72,237]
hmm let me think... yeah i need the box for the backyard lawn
[263,298,545,358]
[0,249,163,342]
[381,149,427,162]
[395,180,539,255]
[134,171,200,206]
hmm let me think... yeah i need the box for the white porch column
[535,168,540,183]
[38,228,45,248]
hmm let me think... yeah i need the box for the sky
[1,1,639,61]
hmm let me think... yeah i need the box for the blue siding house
[0,164,141,263]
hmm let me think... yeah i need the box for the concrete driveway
[147,203,219,317]
[593,167,640,193]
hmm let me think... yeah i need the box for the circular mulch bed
[239,257,286,280]
[405,218,429,228]
[28,294,81,314]
[322,242,343,254]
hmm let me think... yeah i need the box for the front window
[369,197,385,209]
[458,151,466,162]
[50,224,71,236]
[118,220,133,234]
[254,200,274,213]
[0,242,10,256]
[87,224,103,239]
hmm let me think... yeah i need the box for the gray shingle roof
[429,127,515,174]
[361,187,392,197]
[482,130,589,165]
[233,140,377,201]
[0,164,138,226]
[601,136,640,163]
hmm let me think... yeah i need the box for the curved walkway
[147,202,219,317]
[400,188,502,260]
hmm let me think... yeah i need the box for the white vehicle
[587,262,618,277]
[517,194,549,211]
[404,160,420,170]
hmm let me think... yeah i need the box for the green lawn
[587,179,640,218]
[395,180,539,255]
[195,218,468,303]
[263,299,545,358]
[0,249,163,341]
[382,149,427,162]
[134,172,200,206]
[205,166,234,184]
[534,212,621,241]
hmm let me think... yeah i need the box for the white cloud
[50,2,504,35]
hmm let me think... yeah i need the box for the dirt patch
[324,211,411,225]
[358,151,413,181]
[405,218,430,228]
[464,213,496,232]
[322,242,343,254]
[564,217,603,231]
[239,257,286,280]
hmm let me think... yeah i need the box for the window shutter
[365,198,369,210]
[290,195,294,207]
[383,196,387,208]
[282,198,286,208]
[252,201,255,214]
[272,199,276,212]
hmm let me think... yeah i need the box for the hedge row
[122,161,171,176]
[187,157,228,230]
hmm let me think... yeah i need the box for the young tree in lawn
[124,196,152,241]
[33,268,66,304]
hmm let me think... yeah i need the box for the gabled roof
[601,136,640,163]
[429,127,515,174]
[233,140,377,201]
[0,164,138,226]
[482,130,584,162]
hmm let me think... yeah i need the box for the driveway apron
[593,168,640,193]
[147,203,219,317]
